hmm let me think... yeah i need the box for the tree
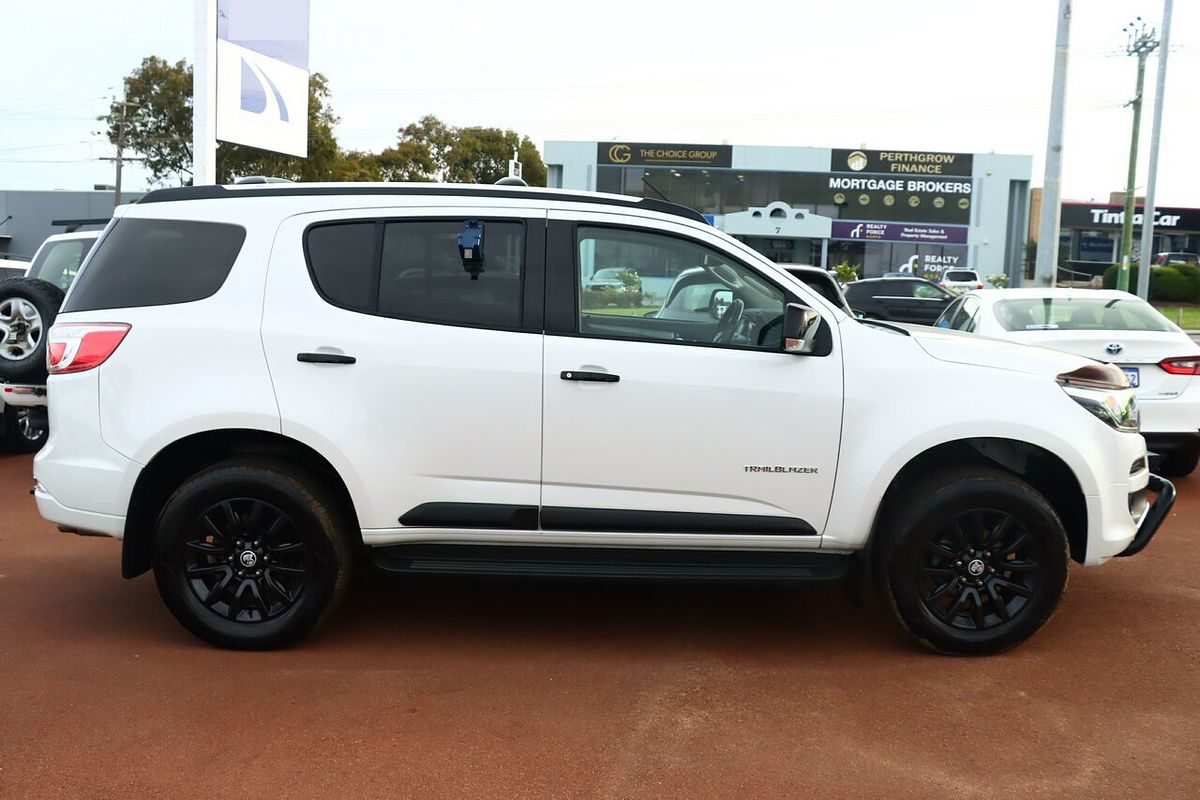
[374,115,547,186]
[103,56,194,185]
[105,57,358,185]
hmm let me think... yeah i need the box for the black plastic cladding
[135,184,708,225]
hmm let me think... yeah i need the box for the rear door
[261,207,546,531]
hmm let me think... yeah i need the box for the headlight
[1057,364,1139,433]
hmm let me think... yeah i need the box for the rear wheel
[152,459,353,650]
[2,405,47,453]
[1157,444,1200,477]
[874,468,1069,655]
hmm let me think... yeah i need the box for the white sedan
[935,288,1200,475]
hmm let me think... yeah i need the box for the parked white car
[940,269,985,293]
[34,183,1172,654]
[936,288,1200,475]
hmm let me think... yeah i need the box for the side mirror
[709,289,734,320]
[783,303,822,354]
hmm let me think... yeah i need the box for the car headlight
[1057,364,1139,433]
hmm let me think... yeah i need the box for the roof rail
[135,184,708,224]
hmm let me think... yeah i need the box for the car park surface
[1,450,1198,798]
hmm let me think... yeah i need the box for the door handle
[297,352,356,365]
[560,370,619,382]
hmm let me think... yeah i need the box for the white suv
[34,183,1173,654]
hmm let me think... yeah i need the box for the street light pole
[1034,0,1072,288]
[1136,0,1173,300]
[1116,17,1159,293]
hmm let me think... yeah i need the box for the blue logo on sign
[240,57,289,122]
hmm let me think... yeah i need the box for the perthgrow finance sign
[216,0,310,157]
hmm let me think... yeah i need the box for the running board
[370,544,851,582]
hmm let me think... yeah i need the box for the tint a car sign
[833,148,973,177]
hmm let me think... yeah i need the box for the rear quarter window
[62,219,246,312]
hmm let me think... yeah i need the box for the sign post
[193,0,218,185]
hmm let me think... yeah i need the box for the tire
[873,467,1069,656]
[0,278,65,383]
[152,459,353,650]
[3,405,48,453]
[1157,444,1200,477]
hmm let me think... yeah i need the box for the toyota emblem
[1106,342,1124,355]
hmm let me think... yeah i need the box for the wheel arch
[121,428,360,578]
[868,437,1089,564]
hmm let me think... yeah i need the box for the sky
[2,0,1198,207]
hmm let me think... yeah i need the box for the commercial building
[544,141,1032,282]
[0,190,137,263]
[1029,188,1200,277]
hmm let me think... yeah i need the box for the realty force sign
[832,221,969,244]
[215,0,310,157]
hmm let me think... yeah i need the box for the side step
[370,544,851,583]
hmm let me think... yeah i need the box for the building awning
[721,202,833,239]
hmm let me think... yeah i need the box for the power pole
[1136,0,1173,300]
[100,98,142,206]
[1116,17,1160,292]
[1034,0,1071,288]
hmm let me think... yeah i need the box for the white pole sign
[215,0,310,158]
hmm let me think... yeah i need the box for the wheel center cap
[239,550,258,568]
[967,559,986,577]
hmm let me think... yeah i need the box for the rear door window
[305,218,526,330]
[29,237,97,290]
[63,219,245,312]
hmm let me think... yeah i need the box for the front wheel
[152,459,353,650]
[1157,444,1200,477]
[875,468,1069,656]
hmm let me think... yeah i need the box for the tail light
[976,283,984,289]
[1159,356,1200,376]
[47,323,131,375]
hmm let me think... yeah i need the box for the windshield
[28,237,98,290]
[994,296,1175,332]
[944,270,976,281]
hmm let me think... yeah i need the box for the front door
[540,212,844,541]
[261,207,546,531]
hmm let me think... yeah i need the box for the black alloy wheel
[182,498,310,623]
[153,460,352,649]
[876,467,1069,656]
[919,509,1042,632]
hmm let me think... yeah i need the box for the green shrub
[581,287,644,309]
[1102,263,1200,302]
[832,262,859,283]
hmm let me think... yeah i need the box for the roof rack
[136,184,708,225]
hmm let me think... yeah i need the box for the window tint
[789,270,845,310]
[944,270,976,281]
[379,220,523,328]
[29,237,97,291]
[913,283,946,299]
[63,219,244,312]
[307,223,376,310]
[305,219,525,329]
[878,281,915,298]
[937,297,963,328]
[994,297,1175,332]
[949,296,980,331]
[577,226,786,350]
